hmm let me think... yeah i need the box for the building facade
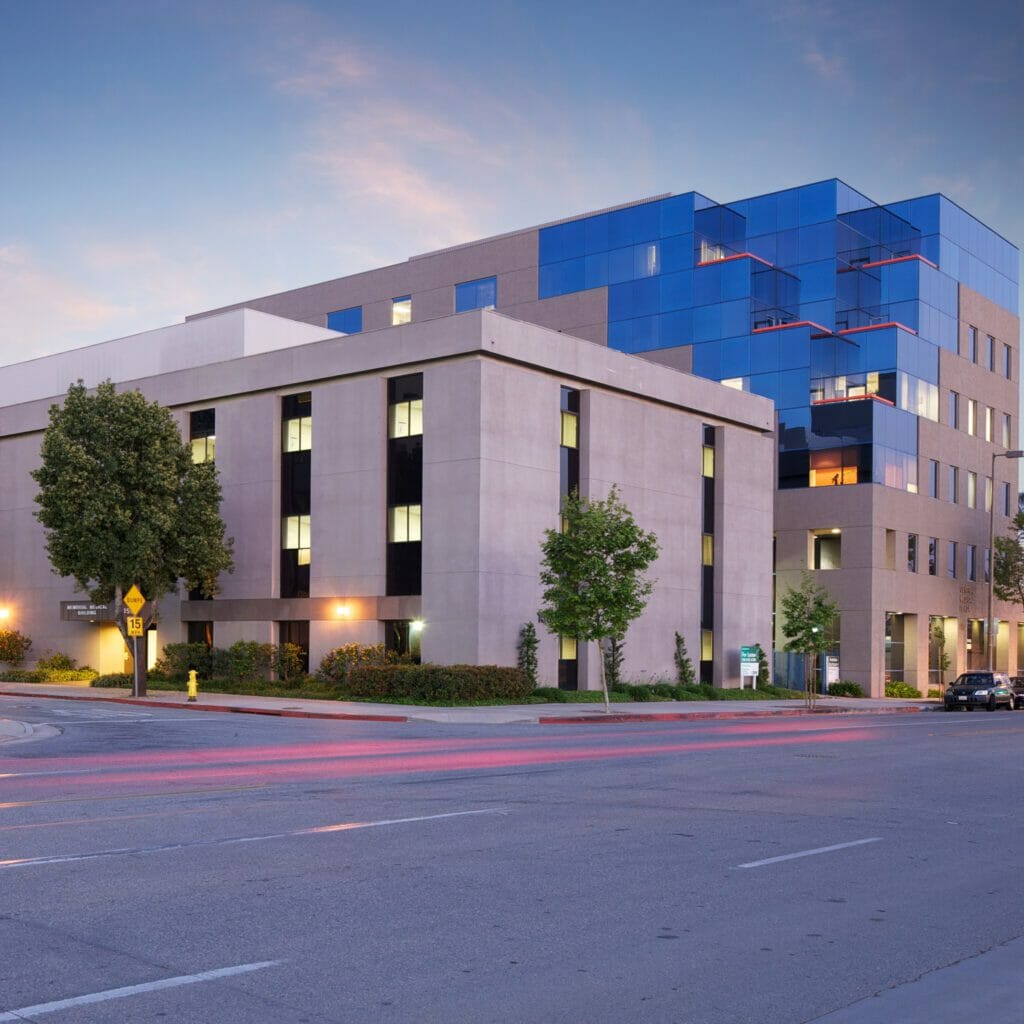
[190,179,1021,695]
[1,178,1018,695]
[0,308,774,688]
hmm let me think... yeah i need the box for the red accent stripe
[696,251,775,269]
[837,322,917,336]
[811,394,896,407]
[753,320,831,335]
[856,254,938,271]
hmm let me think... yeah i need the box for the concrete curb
[538,705,931,725]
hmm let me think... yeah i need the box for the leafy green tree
[32,381,234,693]
[674,631,696,687]
[780,572,839,709]
[994,510,1024,610]
[603,634,625,688]
[538,486,659,712]
[929,618,950,689]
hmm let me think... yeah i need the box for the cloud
[803,49,847,82]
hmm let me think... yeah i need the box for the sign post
[740,645,759,689]
[123,585,147,697]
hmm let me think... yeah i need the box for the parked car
[943,672,1014,711]
[1009,677,1024,710]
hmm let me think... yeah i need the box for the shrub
[216,640,274,683]
[347,664,532,703]
[0,669,46,682]
[754,643,771,688]
[674,632,696,687]
[828,681,865,697]
[42,668,98,682]
[885,680,921,698]
[0,629,32,667]
[91,673,133,687]
[316,643,398,687]
[36,651,76,671]
[274,642,306,685]
[516,623,539,687]
[158,642,217,680]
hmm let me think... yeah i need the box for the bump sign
[123,584,146,616]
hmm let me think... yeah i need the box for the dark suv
[1009,677,1024,710]
[944,672,1014,711]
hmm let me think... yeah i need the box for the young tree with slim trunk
[993,510,1024,610]
[780,572,839,709]
[538,485,659,712]
[32,381,234,694]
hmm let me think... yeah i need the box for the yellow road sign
[126,616,144,637]
[123,584,145,616]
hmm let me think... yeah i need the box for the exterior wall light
[333,603,351,618]
[410,619,424,633]
[0,607,11,621]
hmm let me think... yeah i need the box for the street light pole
[987,449,1024,671]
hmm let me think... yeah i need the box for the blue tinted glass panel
[327,306,362,334]
[455,276,497,312]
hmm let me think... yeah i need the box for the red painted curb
[538,706,928,725]
[0,689,407,723]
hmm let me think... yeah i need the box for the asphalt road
[1,696,1022,1023]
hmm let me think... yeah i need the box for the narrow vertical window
[281,391,312,599]
[947,541,957,579]
[387,374,424,596]
[967,544,977,581]
[907,534,917,573]
[967,471,976,509]
[1003,343,1012,379]
[949,466,958,503]
[966,399,977,436]
[928,537,938,576]
[929,460,939,498]
[700,424,717,685]
[948,391,959,429]
[986,335,995,371]
[985,476,992,513]
[968,325,978,362]
[189,408,216,464]
[1002,413,1011,448]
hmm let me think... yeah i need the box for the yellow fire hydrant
[187,669,199,702]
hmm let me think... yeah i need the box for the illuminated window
[389,399,423,439]
[389,505,422,543]
[984,406,993,442]
[721,377,745,391]
[985,476,992,513]
[559,636,577,660]
[812,530,841,570]
[702,445,715,478]
[967,471,977,509]
[392,296,412,326]
[560,411,578,448]
[966,399,977,436]
[702,534,714,566]
[701,629,713,661]
[282,515,310,565]
[1002,413,1012,448]
[283,415,312,452]
[189,409,216,464]
[809,450,857,487]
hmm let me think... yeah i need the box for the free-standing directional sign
[123,584,145,616]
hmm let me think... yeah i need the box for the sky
[1,0,1022,365]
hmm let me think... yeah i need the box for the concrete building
[1,178,1018,695]
[0,306,774,688]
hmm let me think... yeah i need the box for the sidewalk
[0,681,935,728]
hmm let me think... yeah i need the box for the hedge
[346,664,532,702]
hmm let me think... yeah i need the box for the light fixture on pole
[987,449,1024,671]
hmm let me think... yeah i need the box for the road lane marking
[0,807,508,869]
[733,836,882,869]
[0,960,281,1020]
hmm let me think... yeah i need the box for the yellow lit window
[559,636,577,660]
[809,450,858,487]
[284,416,312,452]
[389,505,422,543]
[392,296,412,326]
[389,399,423,438]
[702,534,714,566]
[721,377,744,391]
[702,446,715,478]
[283,515,310,550]
[190,436,216,463]
[560,411,578,449]
[701,629,713,661]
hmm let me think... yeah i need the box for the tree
[674,631,696,687]
[0,629,32,667]
[930,618,950,690]
[780,572,839,709]
[32,381,234,694]
[538,486,659,712]
[994,510,1024,610]
[516,622,539,688]
[603,634,625,689]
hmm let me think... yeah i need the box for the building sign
[60,601,116,622]
[958,585,974,613]
[826,655,840,685]
[740,645,759,688]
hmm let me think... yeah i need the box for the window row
[946,390,1011,444]
[964,325,1012,379]
[327,276,499,333]
[926,459,1013,514]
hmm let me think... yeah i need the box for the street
[1,696,1022,1023]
